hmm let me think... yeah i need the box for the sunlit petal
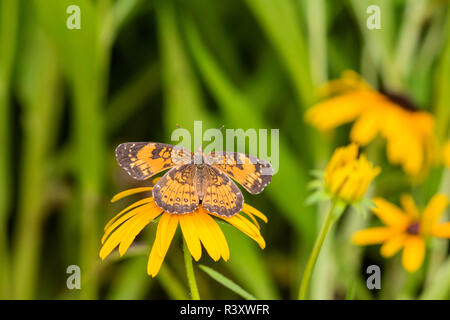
[402,236,425,273]
[431,222,450,238]
[147,213,178,277]
[422,194,448,233]
[215,213,266,249]
[372,198,410,229]
[111,187,153,202]
[380,233,406,258]
[400,194,420,220]
[179,214,202,261]
[351,227,393,245]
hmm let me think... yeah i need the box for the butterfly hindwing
[201,166,244,217]
[115,142,193,180]
[152,164,200,214]
[205,151,273,194]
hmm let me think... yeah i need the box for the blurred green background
[0,0,449,300]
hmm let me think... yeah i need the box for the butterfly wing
[152,164,200,214]
[205,151,273,194]
[115,142,193,180]
[201,165,244,217]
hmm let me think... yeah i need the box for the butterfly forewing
[115,142,193,180]
[205,151,273,194]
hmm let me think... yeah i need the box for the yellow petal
[118,212,157,256]
[100,214,142,260]
[350,110,380,145]
[372,198,410,229]
[147,213,178,277]
[215,213,266,249]
[305,91,371,131]
[316,70,372,96]
[431,222,450,238]
[242,203,268,223]
[102,203,161,243]
[402,236,425,273]
[179,213,202,261]
[111,187,153,202]
[192,209,229,261]
[157,213,179,257]
[351,227,393,245]
[400,194,419,220]
[241,210,260,230]
[422,194,448,233]
[199,210,230,261]
[380,233,406,258]
[105,197,154,230]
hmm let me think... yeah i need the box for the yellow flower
[305,71,436,176]
[100,187,267,277]
[324,143,380,203]
[444,141,450,168]
[352,194,450,273]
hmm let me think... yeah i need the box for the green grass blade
[0,0,18,299]
[244,0,314,107]
[155,0,217,139]
[434,10,450,139]
[32,0,111,299]
[199,265,257,300]
[12,16,63,298]
[107,63,160,133]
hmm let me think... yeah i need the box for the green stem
[183,240,200,300]
[299,201,337,300]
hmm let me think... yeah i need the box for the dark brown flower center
[406,221,420,235]
[380,89,417,112]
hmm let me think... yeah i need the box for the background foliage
[0,0,449,299]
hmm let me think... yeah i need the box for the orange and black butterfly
[115,142,273,217]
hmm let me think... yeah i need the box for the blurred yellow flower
[352,194,450,272]
[100,187,267,277]
[444,141,450,168]
[306,71,436,176]
[324,143,380,203]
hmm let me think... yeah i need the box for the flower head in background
[324,143,380,203]
[100,187,267,277]
[352,194,449,272]
[307,144,380,217]
[305,71,437,177]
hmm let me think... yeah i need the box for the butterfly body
[115,142,272,217]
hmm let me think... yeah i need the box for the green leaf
[305,190,326,206]
[306,179,323,190]
[199,265,257,300]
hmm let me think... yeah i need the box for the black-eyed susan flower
[305,71,437,176]
[307,143,380,211]
[324,143,380,204]
[352,194,449,273]
[100,187,267,277]
[300,143,380,299]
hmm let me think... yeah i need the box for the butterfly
[115,142,273,217]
